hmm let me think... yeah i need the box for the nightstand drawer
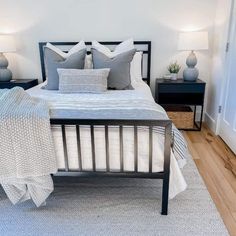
[158,93,204,105]
[158,83,205,94]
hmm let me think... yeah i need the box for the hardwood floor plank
[233,212,236,223]
[200,126,236,192]
[193,143,236,212]
[186,131,207,144]
[183,124,236,236]
[201,125,236,176]
[206,141,236,193]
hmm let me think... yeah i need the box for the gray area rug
[0,155,229,236]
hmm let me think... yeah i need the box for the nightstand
[0,79,38,90]
[155,78,206,131]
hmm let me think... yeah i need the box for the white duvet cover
[27,81,188,199]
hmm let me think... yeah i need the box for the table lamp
[178,31,208,81]
[0,35,16,82]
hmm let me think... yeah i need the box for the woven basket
[165,106,194,129]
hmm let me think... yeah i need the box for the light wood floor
[183,124,236,236]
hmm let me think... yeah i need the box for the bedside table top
[156,78,206,84]
[0,79,38,85]
[0,79,38,90]
[0,79,38,84]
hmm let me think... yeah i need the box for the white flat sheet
[27,81,188,199]
[28,81,166,118]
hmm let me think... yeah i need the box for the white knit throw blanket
[0,87,57,207]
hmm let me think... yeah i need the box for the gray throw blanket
[0,87,57,207]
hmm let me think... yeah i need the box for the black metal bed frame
[39,41,172,215]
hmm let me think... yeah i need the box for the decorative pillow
[91,48,136,90]
[86,52,142,83]
[92,39,143,83]
[44,47,87,90]
[57,68,110,93]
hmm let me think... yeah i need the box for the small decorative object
[178,31,208,81]
[167,61,181,80]
[163,74,172,80]
[0,35,16,82]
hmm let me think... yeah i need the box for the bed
[27,41,188,215]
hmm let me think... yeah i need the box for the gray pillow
[91,48,136,90]
[44,47,87,90]
[57,68,110,93]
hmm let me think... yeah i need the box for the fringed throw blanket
[0,87,57,207]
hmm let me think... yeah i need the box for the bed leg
[161,175,169,215]
[161,121,171,215]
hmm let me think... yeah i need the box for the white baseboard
[205,112,217,133]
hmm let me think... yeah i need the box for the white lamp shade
[0,35,16,53]
[178,31,209,51]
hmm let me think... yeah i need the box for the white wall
[0,0,217,95]
[205,0,232,132]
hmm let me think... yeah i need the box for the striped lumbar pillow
[57,68,110,93]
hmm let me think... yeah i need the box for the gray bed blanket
[0,87,57,207]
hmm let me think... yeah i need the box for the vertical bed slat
[119,126,124,172]
[149,126,153,173]
[76,125,82,171]
[134,126,138,172]
[90,125,96,171]
[105,126,110,172]
[61,125,69,172]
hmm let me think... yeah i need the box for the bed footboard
[50,119,172,215]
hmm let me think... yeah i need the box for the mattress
[27,81,188,199]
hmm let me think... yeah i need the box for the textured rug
[0,155,229,236]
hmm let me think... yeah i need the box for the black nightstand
[155,79,206,131]
[0,79,38,90]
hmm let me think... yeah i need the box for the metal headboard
[38,41,151,86]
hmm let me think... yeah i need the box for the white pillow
[131,51,143,82]
[45,41,87,58]
[92,38,134,58]
[84,54,93,69]
[92,39,143,82]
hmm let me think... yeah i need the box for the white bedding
[27,81,188,199]
[28,80,165,118]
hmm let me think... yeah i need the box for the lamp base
[183,51,199,81]
[0,53,12,82]
[183,68,199,81]
[0,69,12,82]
